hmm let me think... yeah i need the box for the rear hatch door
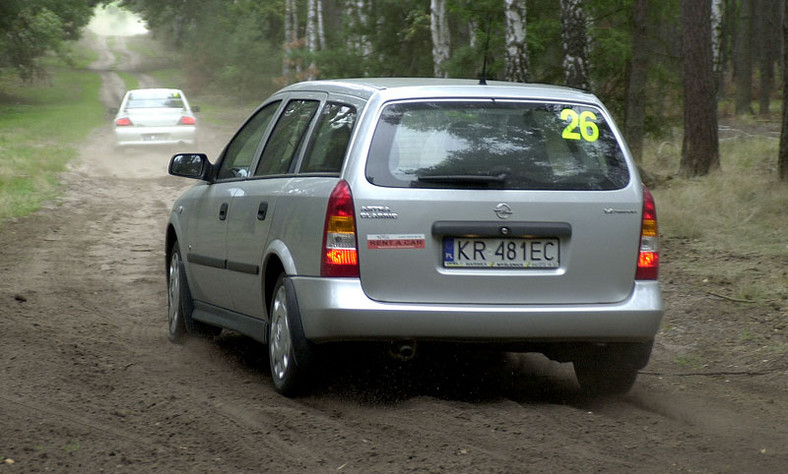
[353,98,642,305]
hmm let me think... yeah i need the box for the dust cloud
[87,3,148,37]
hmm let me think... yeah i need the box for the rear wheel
[268,274,313,397]
[573,342,653,397]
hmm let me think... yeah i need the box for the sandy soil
[1,35,786,473]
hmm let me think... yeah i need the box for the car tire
[268,274,313,397]
[167,242,221,343]
[573,342,653,397]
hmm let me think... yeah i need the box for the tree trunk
[779,0,788,181]
[504,0,530,82]
[560,0,591,90]
[711,0,724,95]
[317,0,326,51]
[757,0,778,115]
[680,0,720,177]
[431,0,450,78]
[283,0,293,83]
[306,0,318,80]
[734,0,753,115]
[624,0,649,163]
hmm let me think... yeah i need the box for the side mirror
[191,105,200,113]
[169,153,212,180]
[107,107,118,114]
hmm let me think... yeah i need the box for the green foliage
[120,0,284,96]
[118,0,686,132]
[0,0,98,80]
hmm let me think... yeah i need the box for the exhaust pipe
[389,341,417,361]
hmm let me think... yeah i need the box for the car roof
[277,78,600,104]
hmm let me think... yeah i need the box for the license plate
[142,134,158,141]
[443,237,560,268]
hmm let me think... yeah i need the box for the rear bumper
[114,126,196,147]
[293,277,664,344]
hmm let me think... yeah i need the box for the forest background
[2,0,788,181]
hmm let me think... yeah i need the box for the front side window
[366,101,630,190]
[300,103,357,173]
[217,101,280,180]
[255,100,319,177]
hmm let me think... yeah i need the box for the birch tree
[711,0,723,92]
[317,0,326,51]
[347,0,372,71]
[680,0,720,177]
[283,0,295,83]
[560,0,591,90]
[306,0,319,79]
[431,0,450,78]
[504,0,529,82]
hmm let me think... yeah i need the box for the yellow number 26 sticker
[560,109,599,142]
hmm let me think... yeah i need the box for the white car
[112,88,199,149]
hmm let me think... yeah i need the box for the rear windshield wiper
[416,174,506,185]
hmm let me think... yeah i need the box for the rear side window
[366,101,629,190]
[300,103,357,173]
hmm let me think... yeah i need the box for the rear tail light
[179,116,196,125]
[115,117,132,126]
[321,180,359,277]
[636,186,659,280]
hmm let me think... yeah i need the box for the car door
[225,94,324,317]
[183,102,280,310]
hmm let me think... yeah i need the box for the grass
[642,122,788,304]
[0,54,104,224]
[116,71,139,91]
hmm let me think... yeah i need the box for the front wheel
[167,242,221,343]
[268,274,313,397]
[167,243,190,343]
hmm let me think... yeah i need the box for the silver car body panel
[293,277,663,343]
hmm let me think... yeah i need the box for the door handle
[219,202,229,221]
[257,202,269,220]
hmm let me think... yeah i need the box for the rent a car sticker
[367,234,425,249]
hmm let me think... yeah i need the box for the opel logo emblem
[494,203,513,219]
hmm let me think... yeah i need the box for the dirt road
[1,35,786,473]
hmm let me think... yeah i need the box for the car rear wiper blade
[416,174,506,184]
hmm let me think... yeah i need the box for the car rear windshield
[127,92,185,109]
[366,100,630,190]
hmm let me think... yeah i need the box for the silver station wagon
[165,78,664,397]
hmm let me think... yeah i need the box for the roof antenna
[479,18,492,85]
